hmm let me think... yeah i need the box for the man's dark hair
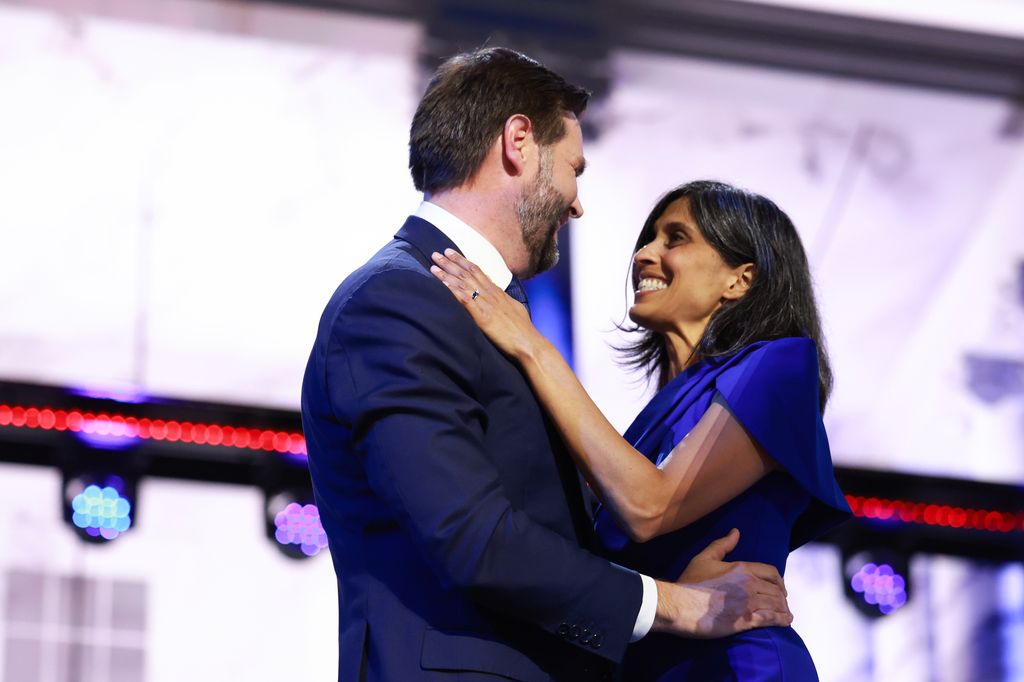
[409,47,590,194]
[618,180,834,410]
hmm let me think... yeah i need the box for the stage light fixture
[63,473,136,543]
[264,488,327,559]
[842,548,911,618]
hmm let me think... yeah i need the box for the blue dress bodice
[596,337,851,681]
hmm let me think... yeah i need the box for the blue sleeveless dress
[596,337,851,681]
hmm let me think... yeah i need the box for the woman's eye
[667,232,686,244]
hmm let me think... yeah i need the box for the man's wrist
[651,579,702,637]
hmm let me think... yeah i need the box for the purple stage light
[273,502,328,557]
[69,384,148,404]
[850,562,908,615]
[73,416,142,450]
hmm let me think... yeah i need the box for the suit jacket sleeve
[323,266,643,662]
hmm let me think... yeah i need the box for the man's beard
[515,150,568,277]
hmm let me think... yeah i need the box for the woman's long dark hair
[618,180,833,409]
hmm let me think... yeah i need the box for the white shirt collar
[414,201,513,290]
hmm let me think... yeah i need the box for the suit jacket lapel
[396,215,594,547]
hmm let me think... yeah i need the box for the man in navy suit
[301,47,792,681]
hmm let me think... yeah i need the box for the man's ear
[501,114,533,176]
[723,263,755,301]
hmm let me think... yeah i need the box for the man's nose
[568,197,583,220]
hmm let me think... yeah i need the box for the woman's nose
[633,242,656,264]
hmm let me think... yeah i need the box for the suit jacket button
[557,623,569,637]
[569,625,580,640]
[591,633,603,648]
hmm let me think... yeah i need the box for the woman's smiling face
[629,197,751,339]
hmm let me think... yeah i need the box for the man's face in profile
[515,115,586,277]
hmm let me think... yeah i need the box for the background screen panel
[0,2,423,408]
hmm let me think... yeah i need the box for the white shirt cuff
[630,573,657,642]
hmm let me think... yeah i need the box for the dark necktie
[505,276,530,317]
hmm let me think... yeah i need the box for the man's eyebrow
[575,158,587,177]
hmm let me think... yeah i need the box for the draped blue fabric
[596,337,851,681]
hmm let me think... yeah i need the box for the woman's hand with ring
[429,248,543,362]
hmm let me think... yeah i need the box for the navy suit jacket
[301,217,643,681]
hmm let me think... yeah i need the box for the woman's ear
[501,114,533,176]
[723,263,755,301]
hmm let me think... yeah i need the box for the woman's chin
[627,308,655,330]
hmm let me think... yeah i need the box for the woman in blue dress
[429,180,851,681]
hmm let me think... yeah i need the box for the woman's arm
[517,339,774,541]
[430,249,775,542]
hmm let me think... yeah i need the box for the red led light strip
[846,494,1023,534]
[0,404,306,456]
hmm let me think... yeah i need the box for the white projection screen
[0,0,422,409]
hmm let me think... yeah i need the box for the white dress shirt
[415,201,513,290]
[413,200,658,642]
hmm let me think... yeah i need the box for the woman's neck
[663,327,702,378]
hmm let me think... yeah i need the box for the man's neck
[427,189,525,276]
[414,201,513,290]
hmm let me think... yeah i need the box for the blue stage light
[66,475,133,542]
